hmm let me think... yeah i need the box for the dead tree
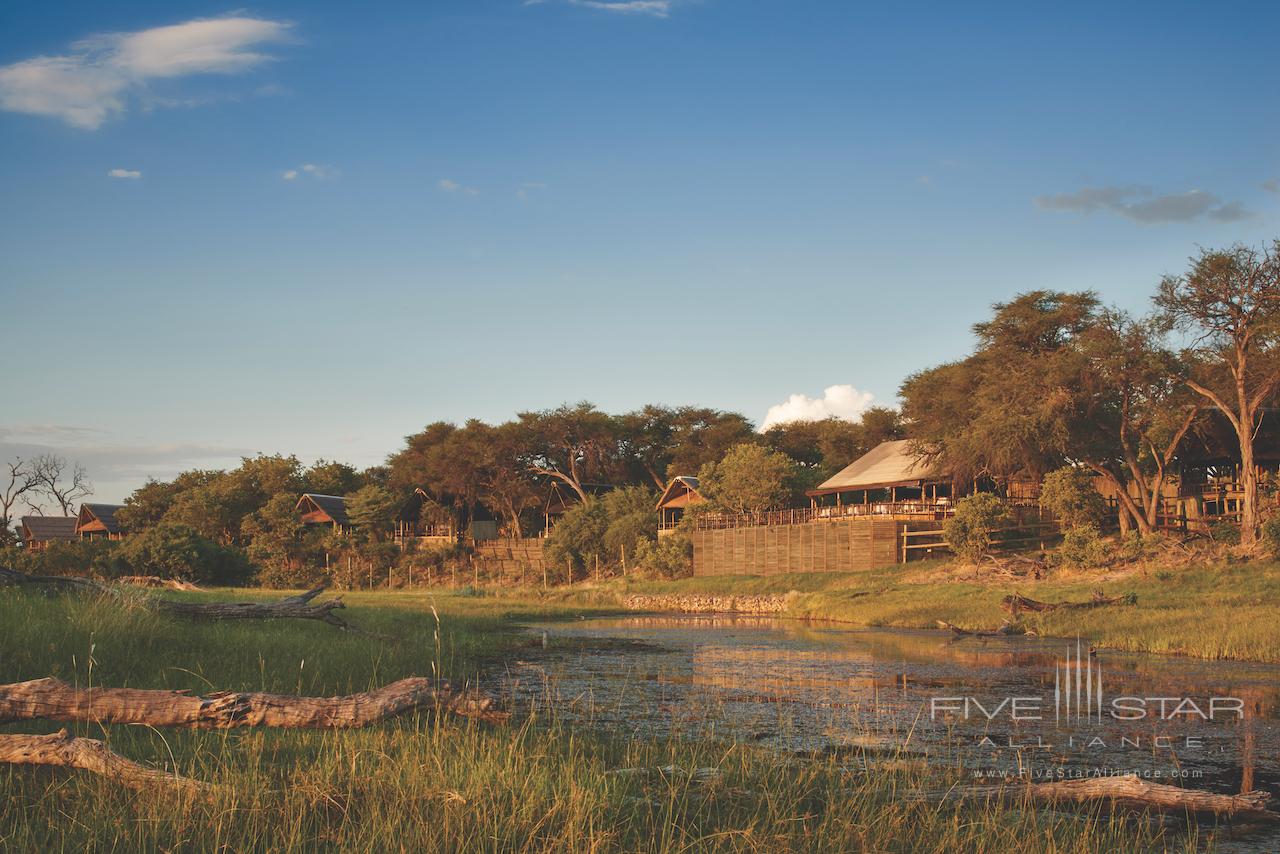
[0,730,209,793]
[1026,773,1275,822]
[0,676,509,727]
[1002,590,1136,616]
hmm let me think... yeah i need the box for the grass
[0,589,1203,852]
[607,558,1280,663]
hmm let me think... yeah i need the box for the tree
[29,454,92,515]
[901,291,1100,484]
[517,403,620,501]
[943,493,1012,563]
[1039,466,1108,529]
[616,405,755,488]
[1,458,38,542]
[304,460,363,496]
[1156,242,1280,547]
[697,443,795,515]
[116,470,219,532]
[117,522,253,584]
[345,485,400,539]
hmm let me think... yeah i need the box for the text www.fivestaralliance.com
[971,768,1205,780]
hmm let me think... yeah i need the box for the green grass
[606,558,1280,663]
[0,589,1202,852]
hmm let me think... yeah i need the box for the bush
[1055,525,1111,568]
[633,534,693,579]
[943,493,1011,563]
[6,539,126,578]
[1262,515,1280,557]
[1207,520,1241,546]
[1039,466,1108,529]
[117,522,254,584]
[545,486,658,581]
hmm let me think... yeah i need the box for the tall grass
[0,590,1203,852]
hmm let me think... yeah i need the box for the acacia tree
[29,454,92,516]
[517,403,620,501]
[697,443,796,515]
[1156,242,1280,546]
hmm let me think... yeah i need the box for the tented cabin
[539,481,614,536]
[392,488,460,545]
[76,503,125,540]
[19,516,78,550]
[806,440,953,517]
[656,476,705,534]
[295,494,349,531]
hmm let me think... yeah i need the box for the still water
[502,615,1280,847]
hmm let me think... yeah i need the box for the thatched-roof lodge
[76,503,125,540]
[656,476,705,532]
[295,494,349,530]
[19,516,78,550]
[807,440,953,512]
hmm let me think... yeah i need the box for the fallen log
[0,567,375,635]
[1002,589,1136,616]
[0,730,209,793]
[1026,773,1276,822]
[0,676,509,727]
[936,620,1029,638]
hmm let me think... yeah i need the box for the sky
[1,0,1279,504]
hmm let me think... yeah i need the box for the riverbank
[590,557,1280,663]
[0,589,1192,852]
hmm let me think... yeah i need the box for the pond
[502,615,1280,850]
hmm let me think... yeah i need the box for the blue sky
[2,0,1278,503]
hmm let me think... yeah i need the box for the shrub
[6,539,125,578]
[1262,515,1280,557]
[1039,466,1108,529]
[1055,525,1111,568]
[117,522,254,584]
[1207,521,1241,546]
[633,534,693,579]
[943,493,1011,563]
[545,486,658,580]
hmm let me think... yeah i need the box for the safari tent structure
[76,503,125,540]
[19,516,78,550]
[295,494,349,531]
[806,440,953,515]
[656,476,706,533]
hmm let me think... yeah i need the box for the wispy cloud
[516,181,546,201]
[760,385,875,431]
[282,163,336,181]
[1034,185,1253,224]
[1263,179,1280,194]
[528,0,675,17]
[0,15,292,129]
[439,178,478,195]
[107,168,141,179]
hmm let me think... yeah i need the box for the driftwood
[1026,773,1275,822]
[118,575,203,591]
[0,567,374,636]
[935,620,1030,638]
[0,676,509,727]
[1002,589,1136,616]
[0,730,209,793]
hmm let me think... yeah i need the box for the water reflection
[505,615,1280,810]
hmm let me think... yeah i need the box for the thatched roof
[19,516,78,542]
[808,440,946,496]
[296,493,349,526]
[656,476,704,510]
[77,503,124,534]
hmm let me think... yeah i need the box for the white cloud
[282,162,336,181]
[570,0,672,15]
[439,177,478,195]
[760,385,875,431]
[0,16,292,129]
[107,168,141,179]
[1033,185,1252,224]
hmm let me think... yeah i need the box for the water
[502,615,1280,849]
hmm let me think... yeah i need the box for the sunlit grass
[0,590,1201,852]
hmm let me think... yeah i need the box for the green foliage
[697,444,796,515]
[117,522,253,584]
[943,493,1012,562]
[1054,525,1111,568]
[1262,515,1280,557]
[633,534,693,579]
[345,485,401,538]
[1207,521,1241,545]
[1039,466,1108,529]
[6,539,125,578]
[544,486,658,580]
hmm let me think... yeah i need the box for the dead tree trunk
[1002,590,1136,616]
[0,676,509,727]
[0,730,209,793]
[1027,773,1275,822]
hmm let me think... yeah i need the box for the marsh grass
[0,590,1204,852]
